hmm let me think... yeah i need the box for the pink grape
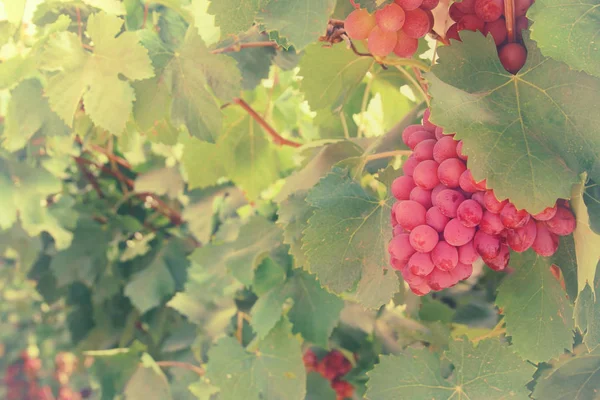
[414,139,437,161]
[459,170,486,193]
[402,155,420,176]
[532,204,557,221]
[434,126,445,140]
[403,266,427,285]
[394,30,419,57]
[432,241,459,271]
[395,0,424,11]
[474,0,504,22]
[392,175,417,200]
[532,221,559,256]
[506,218,537,252]
[410,225,439,252]
[402,125,430,145]
[483,190,507,213]
[514,0,533,16]
[426,206,450,232]
[438,158,467,188]
[408,252,435,276]
[545,207,576,236]
[409,280,432,295]
[450,262,473,281]
[483,18,507,45]
[393,225,405,236]
[479,211,505,235]
[433,136,458,163]
[499,42,527,74]
[500,203,530,229]
[474,231,501,258]
[436,189,466,218]
[471,191,485,207]
[388,233,416,261]
[345,9,377,40]
[407,130,436,149]
[457,199,483,227]
[427,268,458,290]
[368,26,399,57]
[410,186,433,208]
[431,184,447,207]
[391,256,408,270]
[444,218,476,246]
[455,0,476,14]
[376,3,406,32]
[422,109,436,130]
[483,244,510,271]
[402,8,431,38]
[458,241,479,264]
[395,200,427,231]
[456,140,468,160]
[413,160,440,190]
[458,15,485,32]
[421,0,440,10]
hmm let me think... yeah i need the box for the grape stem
[233,98,302,148]
[393,66,431,107]
[364,150,412,162]
[504,0,516,42]
[142,1,149,29]
[156,361,205,377]
[212,41,279,54]
[382,58,431,72]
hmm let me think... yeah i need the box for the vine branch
[364,150,412,162]
[233,98,302,148]
[212,41,279,54]
[156,361,205,377]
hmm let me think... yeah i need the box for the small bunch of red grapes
[3,350,48,400]
[447,0,533,73]
[344,0,439,58]
[388,109,576,296]
[303,349,354,400]
[54,352,82,400]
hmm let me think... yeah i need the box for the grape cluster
[303,349,354,400]
[344,0,439,58]
[389,109,576,296]
[447,0,533,73]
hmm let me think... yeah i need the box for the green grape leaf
[427,32,600,214]
[207,0,259,38]
[571,178,600,294]
[256,0,336,50]
[0,55,37,90]
[166,27,242,142]
[3,79,69,151]
[575,281,600,351]
[83,0,126,14]
[496,250,574,362]
[583,179,600,234]
[124,256,176,314]
[277,190,314,269]
[132,78,179,145]
[40,12,154,134]
[134,167,184,199]
[123,353,172,400]
[366,337,535,399]
[532,346,600,400]
[252,257,287,296]
[181,137,228,190]
[251,270,344,346]
[299,43,374,111]
[302,167,399,307]
[206,318,306,400]
[528,0,600,78]
[305,372,337,400]
[552,234,579,302]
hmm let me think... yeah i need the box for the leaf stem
[76,7,83,42]
[211,41,279,55]
[233,98,302,148]
[339,111,350,139]
[364,150,412,162]
[156,361,205,377]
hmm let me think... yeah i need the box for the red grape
[432,241,459,271]
[396,0,424,10]
[456,140,468,160]
[408,251,435,276]
[345,9,377,40]
[435,126,445,140]
[388,233,416,261]
[427,268,458,290]
[391,256,408,270]
[410,186,433,208]
[515,16,529,40]
[474,0,504,22]
[449,3,465,21]
[450,261,473,281]
[457,199,483,227]
[498,42,527,74]
[407,130,436,149]
[414,139,437,161]
[402,8,432,38]
[532,221,559,256]
[514,0,533,16]
[436,189,466,218]
[421,0,440,10]
[444,218,476,246]
[506,217,537,252]
[426,206,450,232]
[474,230,501,258]
[368,26,399,57]
[479,210,505,235]
[483,244,510,271]
[433,136,459,163]
[471,191,485,207]
[422,109,436,129]
[455,0,476,13]
[500,203,530,229]
[332,380,354,399]
[532,204,557,221]
[458,15,485,32]
[394,30,420,57]
[446,23,461,41]
[483,18,507,45]
[393,225,405,236]
[409,280,432,295]
[402,124,430,145]
[410,224,439,252]
[545,206,576,236]
[458,241,479,264]
[413,160,440,190]
[395,200,427,231]
[438,158,467,188]
[483,190,507,213]
[402,155,420,176]
[376,3,406,32]
[403,265,427,285]
[392,175,416,200]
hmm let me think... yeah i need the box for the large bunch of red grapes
[447,0,533,73]
[303,349,354,400]
[344,0,439,58]
[388,109,576,296]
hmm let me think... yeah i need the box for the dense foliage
[0,0,598,399]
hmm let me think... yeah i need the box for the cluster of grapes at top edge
[389,109,576,296]
[447,0,534,73]
[303,349,354,400]
[344,0,439,58]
